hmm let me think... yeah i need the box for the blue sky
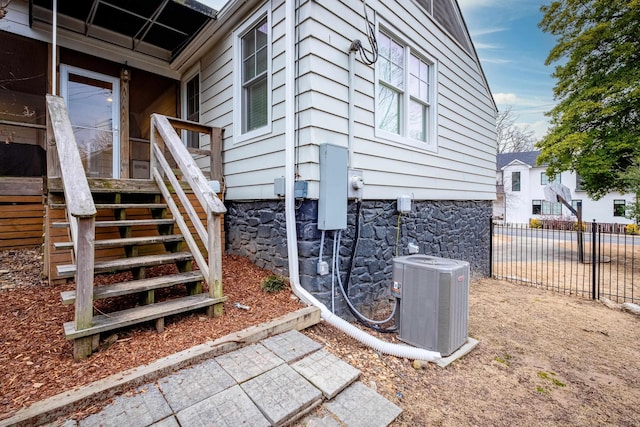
[458,0,558,141]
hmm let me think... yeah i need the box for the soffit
[30,0,220,62]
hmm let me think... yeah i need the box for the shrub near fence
[531,218,632,234]
[492,222,639,304]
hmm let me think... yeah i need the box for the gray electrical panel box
[318,144,348,230]
[392,255,469,356]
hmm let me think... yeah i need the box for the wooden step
[50,203,168,210]
[60,271,204,304]
[52,218,175,228]
[48,177,191,193]
[63,293,227,340]
[54,234,184,250]
[57,252,193,278]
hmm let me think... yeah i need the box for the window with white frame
[183,72,200,148]
[541,172,560,185]
[511,171,521,192]
[532,200,562,215]
[376,28,436,148]
[614,199,626,217]
[234,6,271,141]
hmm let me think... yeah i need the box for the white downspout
[283,0,440,362]
[348,48,355,168]
[52,0,58,95]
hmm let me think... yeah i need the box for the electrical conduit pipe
[283,0,440,363]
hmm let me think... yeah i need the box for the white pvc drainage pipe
[283,0,440,363]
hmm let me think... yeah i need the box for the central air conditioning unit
[392,255,469,356]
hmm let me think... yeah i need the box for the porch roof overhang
[29,0,227,63]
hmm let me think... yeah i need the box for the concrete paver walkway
[59,330,401,427]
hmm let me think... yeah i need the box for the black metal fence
[491,221,639,304]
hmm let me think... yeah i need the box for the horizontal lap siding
[0,178,44,249]
[298,0,496,201]
[199,0,288,201]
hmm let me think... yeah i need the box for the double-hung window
[376,28,436,149]
[234,6,271,142]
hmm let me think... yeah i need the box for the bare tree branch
[496,106,536,153]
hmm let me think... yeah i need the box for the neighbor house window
[541,172,560,185]
[532,200,542,215]
[511,171,521,192]
[233,6,271,142]
[184,73,200,148]
[575,174,585,191]
[614,200,626,217]
[532,200,562,215]
[571,199,582,212]
[376,28,436,148]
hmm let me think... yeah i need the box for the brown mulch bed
[0,247,302,421]
[3,246,640,425]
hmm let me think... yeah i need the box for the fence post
[489,217,493,278]
[591,219,597,300]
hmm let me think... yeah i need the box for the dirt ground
[1,247,640,425]
[305,278,640,426]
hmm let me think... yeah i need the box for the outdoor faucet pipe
[283,0,440,363]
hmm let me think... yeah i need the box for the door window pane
[67,73,116,178]
[185,75,199,148]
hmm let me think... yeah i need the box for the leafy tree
[496,106,536,153]
[537,0,640,200]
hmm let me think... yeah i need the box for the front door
[60,65,120,178]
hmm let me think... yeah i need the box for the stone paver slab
[158,358,236,412]
[215,343,284,383]
[325,382,402,427]
[292,348,360,399]
[298,411,342,427]
[79,384,172,427]
[241,364,323,426]
[175,385,269,427]
[262,329,322,362]
[149,416,180,427]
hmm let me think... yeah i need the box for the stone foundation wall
[225,199,491,316]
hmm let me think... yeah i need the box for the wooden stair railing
[46,94,97,359]
[47,96,227,360]
[150,114,227,317]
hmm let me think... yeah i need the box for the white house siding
[501,164,635,225]
[294,0,496,201]
[501,162,532,224]
[196,0,495,201]
[198,0,289,200]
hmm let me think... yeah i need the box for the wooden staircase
[45,95,226,359]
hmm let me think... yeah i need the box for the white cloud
[457,0,500,10]
[493,93,518,104]
[469,27,508,38]
[481,57,512,64]
[474,42,500,50]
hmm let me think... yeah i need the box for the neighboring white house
[2,0,497,314]
[496,151,636,225]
